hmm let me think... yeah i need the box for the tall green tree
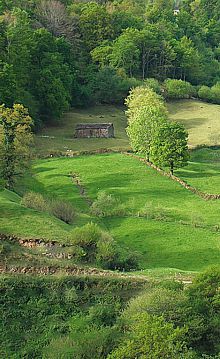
[125,86,168,160]
[110,28,140,77]
[0,103,33,189]
[79,2,114,51]
[151,121,189,174]
[30,28,73,122]
[5,8,33,96]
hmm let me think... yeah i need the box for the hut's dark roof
[75,123,113,130]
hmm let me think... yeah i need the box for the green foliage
[21,191,48,212]
[1,276,137,358]
[0,62,16,106]
[119,266,220,356]
[71,222,139,270]
[138,201,170,221]
[198,85,213,102]
[0,0,220,122]
[210,82,220,104]
[79,2,114,51]
[198,83,220,104]
[110,28,140,77]
[144,78,161,94]
[22,191,75,224]
[122,286,186,325]
[108,313,190,359]
[30,28,73,122]
[50,198,75,224]
[151,121,189,174]
[0,103,33,189]
[90,67,141,104]
[126,86,168,159]
[91,191,126,217]
[163,79,196,99]
[185,266,220,354]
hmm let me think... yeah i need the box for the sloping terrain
[1,152,220,272]
[34,101,220,154]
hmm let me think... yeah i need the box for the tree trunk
[142,53,145,80]
[170,161,174,175]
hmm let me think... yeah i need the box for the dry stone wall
[124,152,220,201]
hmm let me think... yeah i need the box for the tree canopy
[0,0,220,127]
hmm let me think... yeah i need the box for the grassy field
[177,147,220,193]
[34,105,129,154]
[34,100,220,154]
[2,100,220,273]
[168,100,220,147]
[1,152,220,272]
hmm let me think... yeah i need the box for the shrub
[21,191,48,212]
[50,199,75,224]
[210,82,220,104]
[0,242,11,256]
[72,223,102,262]
[163,79,195,99]
[91,191,126,217]
[144,78,161,94]
[117,249,140,271]
[198,83,220,104]
[139,202,170,221]
[190,213,204,228]
[71,223,140,270]
[96,233,118,269]
[198,85,213,102]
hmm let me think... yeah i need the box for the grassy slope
[34,100,220,154]
[1,152,220,271]
[34,105,129,154]
[177,147,220,193]
[0,189,75,241]
[2,100,220,271]
[168,100,220,147]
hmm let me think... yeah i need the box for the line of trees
[0,0,220,128]
[126,86,189,174]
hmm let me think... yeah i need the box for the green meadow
[1,150,220,272]
[1,100,220,274]
[34,100,220,154]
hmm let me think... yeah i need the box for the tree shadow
[175,117,208,129]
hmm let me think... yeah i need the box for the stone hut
[75,123,114,138]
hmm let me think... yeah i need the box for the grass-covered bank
[34,100,220,155]
[168,100,220,147]
[1,150,220,273]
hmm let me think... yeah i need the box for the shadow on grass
[104,217,220,271]
[177,169,220,179]
[176,117,208,129]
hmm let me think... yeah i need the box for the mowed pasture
[167,100,220,147]
[34,100,220,154]
[34,105,129,154]
[1,152,220,272]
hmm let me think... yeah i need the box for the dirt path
[68,172,93,206]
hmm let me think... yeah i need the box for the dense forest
[0,0,220,127]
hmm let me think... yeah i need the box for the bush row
[198,83,220,104]
[21,191,75,224]
[144,78,220,104]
